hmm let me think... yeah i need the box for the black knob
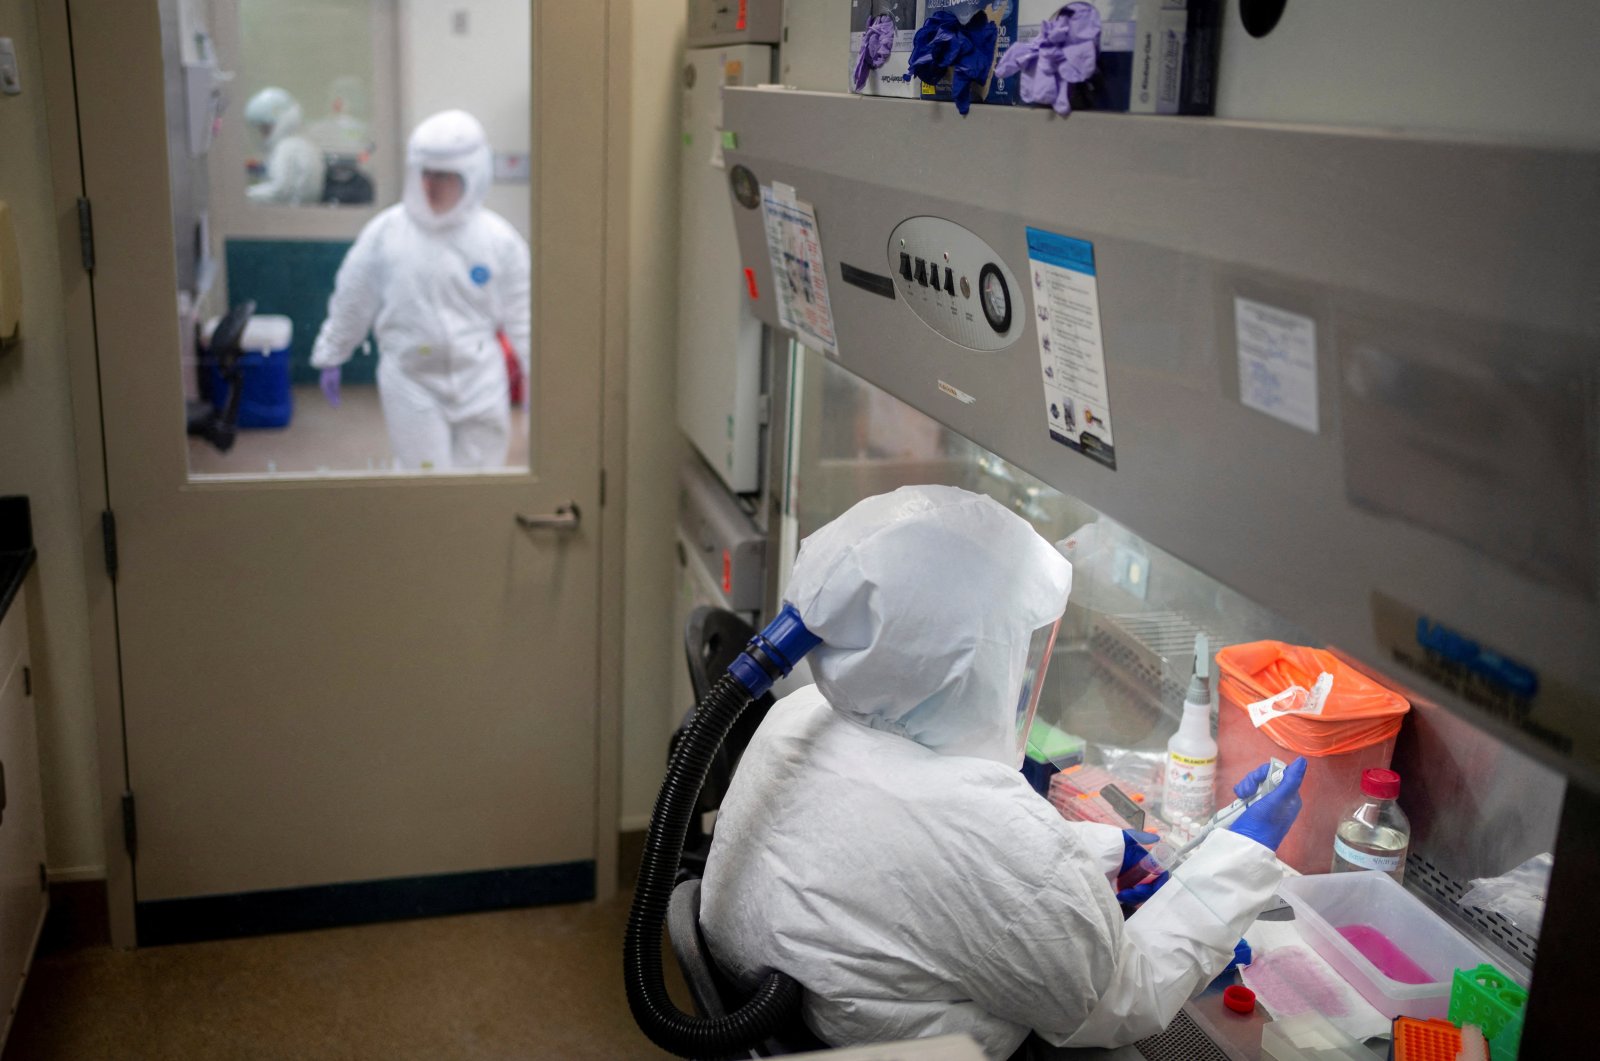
[900,252,913,281]
[944,267,956,295]
[914,258,928,286]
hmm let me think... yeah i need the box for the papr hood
[402,109,494,230]
[784,485,1072,765]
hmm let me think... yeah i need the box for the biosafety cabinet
[725,87,1598,1055]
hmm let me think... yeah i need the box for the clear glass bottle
[1331,768,1410,884]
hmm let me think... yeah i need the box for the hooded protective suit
[310,110,530,470]
[244,88,325,205]
[700,486,1286,1059]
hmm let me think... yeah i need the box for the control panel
[886,216,1025,352]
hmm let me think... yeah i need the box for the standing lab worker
[310,110,530,471]
[244,87,325,205]
[701,485,1305,1059]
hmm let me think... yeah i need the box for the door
[66,0,609,943]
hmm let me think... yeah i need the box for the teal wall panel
[225,239,379,384]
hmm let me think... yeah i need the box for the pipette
[1162,757,1290,867]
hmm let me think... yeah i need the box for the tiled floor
[4,892,683,1060]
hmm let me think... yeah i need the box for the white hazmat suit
[244,88,325,205]
[310,110,530,470]
[701,486,1286,1059]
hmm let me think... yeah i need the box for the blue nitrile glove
[908,9,999,115]
[320,366,342,408]
[1228,757,1308,852]
[1116,871,1168,908]
[1120,829,1159,875]
[1116,829,1166,908]
[1211,939,1253,988]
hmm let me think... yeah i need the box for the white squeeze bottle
[1163,634,1218,824]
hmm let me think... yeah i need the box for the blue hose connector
[728,602,820,698]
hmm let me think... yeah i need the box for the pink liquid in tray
[1336,924,1434,985]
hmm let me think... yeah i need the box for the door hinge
[76,198,95,274]
[121,790,137,859]
[599,468,607,508]
[101,509,118,581]
[21,665,29,697]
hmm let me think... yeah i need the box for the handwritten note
[1235,297,1319,434]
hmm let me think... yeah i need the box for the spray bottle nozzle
[1185,632,1211,707]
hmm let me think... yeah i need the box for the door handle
[516,502,581,534]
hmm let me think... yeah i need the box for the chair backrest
[667,878,729,1020]
[208,299,257,373]
[682,607,778,809]
[684,606,758,704]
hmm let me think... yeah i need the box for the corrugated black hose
[624,671,802,1058]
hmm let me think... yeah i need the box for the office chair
[666,878,828,1058]
[186,299,256,453]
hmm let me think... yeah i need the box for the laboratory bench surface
[1045,906,1387,1061]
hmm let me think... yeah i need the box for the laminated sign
[1028,227,1115,470]
[761,184,839,356]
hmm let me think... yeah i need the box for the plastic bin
[204,313,294,429]
[1278,871,1493,1020]
[1448,963,1526,1061]
[1259,1012,1371,1061]
[1216,642,1409,874]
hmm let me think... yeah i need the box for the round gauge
[979,263,1012,333]
[728,165,760,210]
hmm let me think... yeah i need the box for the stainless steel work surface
[1035,911,1388,1061]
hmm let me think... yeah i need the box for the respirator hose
[624,669,804,1058]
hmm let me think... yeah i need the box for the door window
[166,0,533,479]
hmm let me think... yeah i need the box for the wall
[399,0,531,239]
[619,0,688,831]
[782,0,1600,144]
[1213,2,1600,144]
[0,0,105,879]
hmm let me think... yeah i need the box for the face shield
[402,110,492,230]
[788,485,1075,767]
[1011,616,1062,767]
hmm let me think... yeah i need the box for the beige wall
[0,0,105,879]
[399,0,532,239]
[619,0,687,830]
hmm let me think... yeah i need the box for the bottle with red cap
[1331,768,1411,884]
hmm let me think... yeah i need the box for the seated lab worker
[244,87,325,205]
[310,110,530,471]
[700,485,1305,1059]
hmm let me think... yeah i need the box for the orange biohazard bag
[1215,641,1410,874]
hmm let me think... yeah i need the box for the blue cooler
[206,313,294,429]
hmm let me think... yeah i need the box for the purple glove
[1228,757,1308,852]
[853,14,897,92]
[994,2,1101,116]
[320,366,342,408]
[909,9,999,116]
